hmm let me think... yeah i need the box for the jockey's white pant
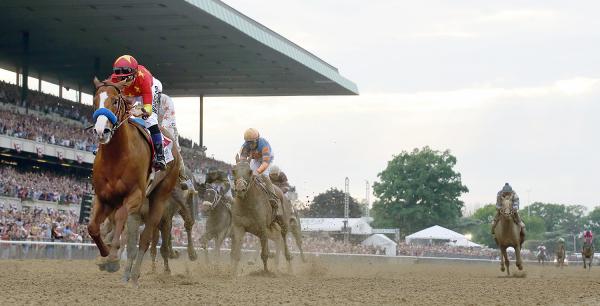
[144,112,158,128]
[250,159,272,176]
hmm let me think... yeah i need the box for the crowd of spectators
[0,81,91,123]
[0,166,91,204]
[0,205,87,242]
[396,242,498,259]
[0,108,98,152]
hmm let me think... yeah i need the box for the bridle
[90,83,131,135]
[499,194,515,217]
[203,184,224,211]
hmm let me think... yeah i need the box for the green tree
[302,188,363,218]
[371,147,468,235]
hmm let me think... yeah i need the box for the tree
[371,147,468,235]
[301,188,363,218]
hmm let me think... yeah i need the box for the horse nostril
[103,128,111,134]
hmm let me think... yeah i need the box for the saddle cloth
[129,118,174,165]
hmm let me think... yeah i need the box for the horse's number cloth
[163,135,174,164]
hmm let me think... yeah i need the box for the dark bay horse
[493,194,525,275]
[582,242,594,270]
[149,168,198,273]
[230,157,292,275]
[555,242,565,268]
[88,78,181,286]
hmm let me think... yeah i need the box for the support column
[93,56,101,92]
[38,74,42,92]
[15,66,20,86]
[199,95,204,150]
[21,31,30,105]
[59,79,63,98]
[78,84,82,103]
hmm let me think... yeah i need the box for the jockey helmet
[113,55,139,80]
[244,128,260,142]
[270,165,281,176]
[501,183,513,193]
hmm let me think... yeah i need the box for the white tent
[362,234,397,256]
[405,225,481,247]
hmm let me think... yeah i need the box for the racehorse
[582,242,594,270]
[555,243,565,268]
[88,78,181,286]
[149,167,198,273]
[537,248,547,265]
[230,157,292,275]
[493,193,525,275]
[197,182,233,264]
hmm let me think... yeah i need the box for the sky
[3,0,600,214]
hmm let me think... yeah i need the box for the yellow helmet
[244,128,260,142]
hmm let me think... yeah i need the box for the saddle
[129,118,174,169]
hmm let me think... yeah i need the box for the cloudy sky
[4,0,600,213]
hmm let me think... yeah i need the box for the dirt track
[1,257,600,305]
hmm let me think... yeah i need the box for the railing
[0,240,595,266]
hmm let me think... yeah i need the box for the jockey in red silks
[110,55,166,170]
[584,228,593,245]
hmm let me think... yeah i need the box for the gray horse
[230,157,292,275]
[493,193,525,275]
[197,182,233,264]
[555,241,566,268]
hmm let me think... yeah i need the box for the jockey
[268,165,291,194]
[110,55,166,170]
[491,183,526,236]
[239,128,282,218]
[205,166,231,198]
[584,228,593,245]
[153,80,194,192]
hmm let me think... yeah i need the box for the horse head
[499,193,514,218]
[232,154,252,199]
[198,183,222,213]
[92,77,129,144]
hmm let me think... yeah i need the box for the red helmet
[112,55,138,79]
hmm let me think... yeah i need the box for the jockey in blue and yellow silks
[238,128,281,218]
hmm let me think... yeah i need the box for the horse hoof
[105,260,121,273]
[517,265,523,271]
[97,263,107,271]
[188,250,198,261]
[169,250,180,259]
[500,267,505,272]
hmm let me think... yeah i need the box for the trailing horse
[87,78,181,286]
[197,182,233,264]
[582,242,593,270]
[537,249,546,265]
[493,193,525,275]
[230,157,292,275]
[150,166,198,273]
[555,243,565,268]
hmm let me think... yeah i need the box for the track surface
[1,257,599,305]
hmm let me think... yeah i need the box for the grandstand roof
[0,0,358,97]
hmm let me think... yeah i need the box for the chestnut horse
[493,193,525,275]
[87,78,180,286]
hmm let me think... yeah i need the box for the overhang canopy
[0,0,358,97]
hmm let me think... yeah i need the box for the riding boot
[491,212,500,235]
[151,133,167,170]
[262,175,283,221]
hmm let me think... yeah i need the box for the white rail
[0,240,591,265]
